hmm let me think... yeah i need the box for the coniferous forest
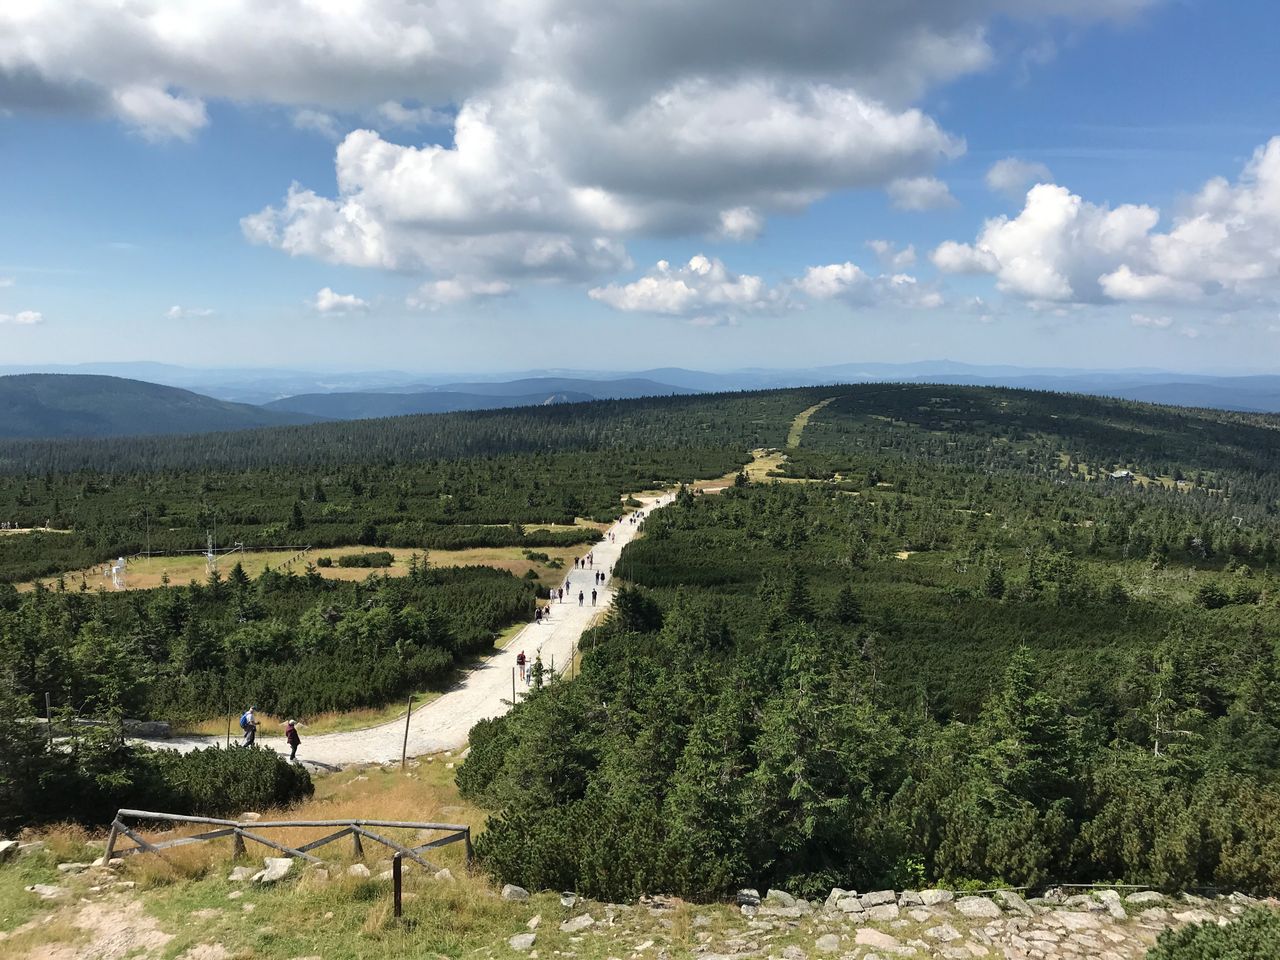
[4,383,1280,899]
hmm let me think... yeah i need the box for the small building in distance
[1108,469,1135,482]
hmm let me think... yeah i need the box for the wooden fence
[103,809,472,872]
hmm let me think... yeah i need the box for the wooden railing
[103,809,472,872]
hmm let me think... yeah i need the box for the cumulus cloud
[1130,313,1173,329]
[0,310,43,325]
[165,305,215,319]
[409,277,512,308]
[935,136,1280,307]
[0,1,1155,284]
[985,157,1053,197]
[887,176,957,211]
[589,255,780,317]
[311,287,369,314]
[795,262,944,309]
[867,240,917,270]
[293,109,341,139]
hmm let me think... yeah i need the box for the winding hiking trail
[149,491,676,766]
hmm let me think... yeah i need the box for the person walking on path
[591,588,597,606]
[578,590,584,606]
[516,650,527,681]
[239,706,258,747]
[284,719,301,761]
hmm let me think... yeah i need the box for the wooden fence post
[392,853,403,918]
[232,829,246,859]
[352,829,365,859]
[464,828,474,870]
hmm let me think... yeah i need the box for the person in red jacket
[284,720,301,762]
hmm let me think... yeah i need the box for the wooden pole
[392,853,403,918]
[226,697,232,749]
[512,666,516,703]
[401,695,412,771]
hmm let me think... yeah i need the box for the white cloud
[1180,326,1201,339]
[110,85,207,142]
[985,157,1053,197]
[311,287,369,314]
[1130,313,1173,329]
[375,101,451,129]
[935,136,1280,308]
[589,255,779,316]
[292,109,341,139]
[867,240,917,269]
[887,176,957,211]
[715,207,764,242]
[0,1,1155,286]
[165,304,215,319]
[0,277,13,288]
[0,310,43,325]
[409,277,512,308]
[795,262,943,309]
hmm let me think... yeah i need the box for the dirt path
[786,397,836,448]
[145,491,676,766]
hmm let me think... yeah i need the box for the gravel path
[148,491,675,766]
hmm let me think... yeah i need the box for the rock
[56,862,89,874]
[253,857,294,884]
[509,933,537,951]
[1173,909,1214,924]
[782,946,807,960]
[1126,891,1165,905]
[559,914,595,934]
[123,719,171,738]
[24,883,65,900]
[908,908,932,923]
[18,841,45,857]
[737,888,762,907]
[925,924,963,943]
[760,906,804,919]
[527,915,541,931]
[434,868,454,881]
[226,890,243,900]
[993,890,1034,917]
[860,889,897,908]
[764,889,797,908]
[377,870,393,881]
[898,890,923,907]
[866,904,900,921]
[561,892,578,908]
[813,934,841,953]
[855,929,901,950]
[346,864,371,878]
[228,866,256,882]
[239,812,261,822]
[956,896,1002,919]
[836,896,865,914]
[921,889,954,906]
[306,869,330,885]
[0,840,18,862]
[502,884,531,901]
[825,887,847,910]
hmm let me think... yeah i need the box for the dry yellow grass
[786,396,836,447]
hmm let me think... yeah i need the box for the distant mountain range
[0,374,319,439]
[5,362,1280,441]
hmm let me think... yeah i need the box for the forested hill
[0,373,319,439]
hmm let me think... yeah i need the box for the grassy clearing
[786,397,836,448]
[20,539,598,593]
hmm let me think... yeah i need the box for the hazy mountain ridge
[0,374,320,439]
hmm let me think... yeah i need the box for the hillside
[264,388,595,419]
[0,374,319,439]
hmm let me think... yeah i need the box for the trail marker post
[392,853,403,917]
[401,695,413,771]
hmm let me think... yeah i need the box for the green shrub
[150,745,314,816]
[316,556,333,568]
[1146,908,1280,959]
[337,551,394,568]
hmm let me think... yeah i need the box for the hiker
[516,649,527,681]
[239,706,257,747]
[578,590,584,606]
[536,607,543,624]
[284,720,301,761]
[591,588,597,606]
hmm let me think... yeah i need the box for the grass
[786,397,836,448]
[20,540,599,593]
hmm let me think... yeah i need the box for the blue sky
[1,0,1278,374]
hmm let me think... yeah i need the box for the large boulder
[736,888,762,907]
[252,857,295,884]
[813,934,840,953]
[764,889,797,908]
[559,914,595,933]
[501,884,530,901]
[859,889,897,908]
[955,896,1003,919]
[227,866,256,882]
[346,864,371,878]
[509,933,537,951]
[994,889,1034,917]
[920,889,954,906]
[0,839,19,863]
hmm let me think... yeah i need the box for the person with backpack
[284,720,301,761]
[239,706,257,747]
[516,650,527,681]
